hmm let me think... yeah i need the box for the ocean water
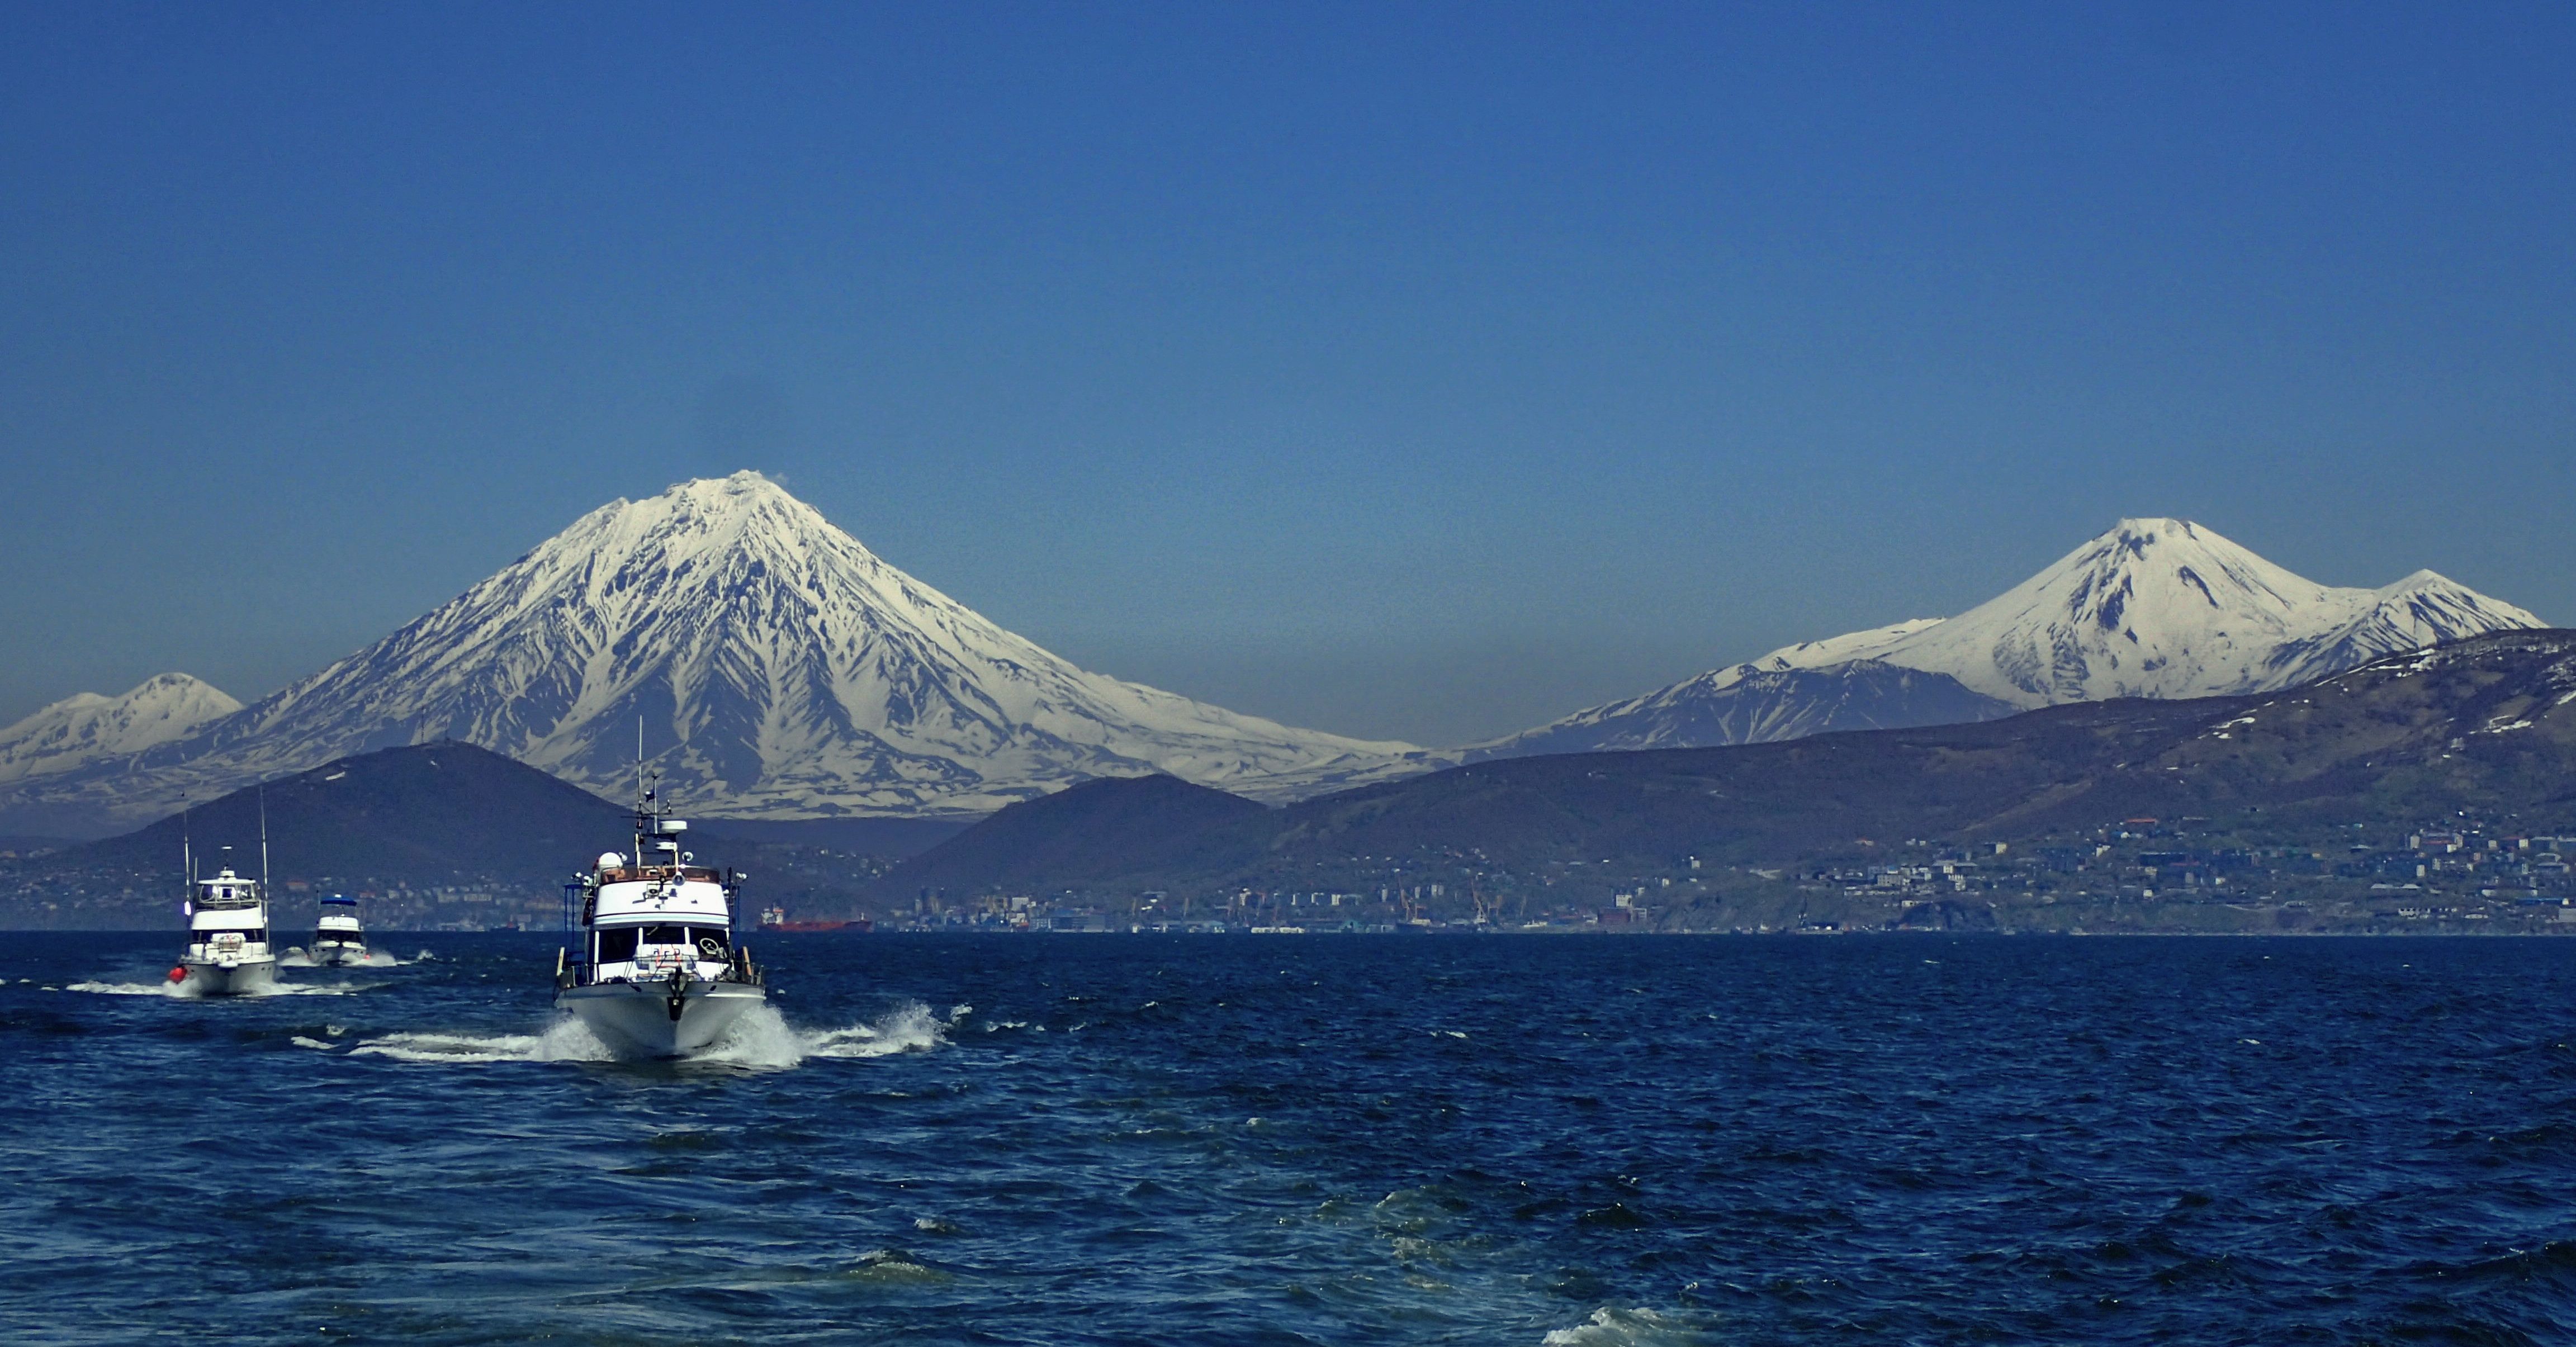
[3,933,2574,1345]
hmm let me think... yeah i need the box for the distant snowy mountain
[1480,519,2545,760]
[3,473,1424,831]
[0,675,240,786]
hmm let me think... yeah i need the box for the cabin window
[641,924,690,945]
[595,928,640,963]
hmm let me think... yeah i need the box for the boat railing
[195,891,263,910]
[594,865,726,885]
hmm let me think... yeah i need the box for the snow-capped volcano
[1816,519,2544,706]
[0,674,240,787]
[7,473,1422,829]
[1478,518,2544,759]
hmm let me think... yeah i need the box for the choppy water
[4,933,2574,1345]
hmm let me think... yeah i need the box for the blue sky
[3,2,2569,744]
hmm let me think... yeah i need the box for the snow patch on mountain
[0,675,240,786]
[4,473,1426,828]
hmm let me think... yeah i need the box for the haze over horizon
[5,4,2570,744]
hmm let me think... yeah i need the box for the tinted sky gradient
[3,2,2570,743]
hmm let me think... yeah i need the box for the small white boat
[179,866,277,995]
[310,894,368,966]
[554,782,765,1057]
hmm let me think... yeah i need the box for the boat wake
[348,1017,613,1064]
[692,1001,956,1069]
[342,1002,958,1069]
[280,949,408,969]
[66,978,373,998]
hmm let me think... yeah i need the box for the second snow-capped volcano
[1474,518,2544,760]
[33,473,1422,824]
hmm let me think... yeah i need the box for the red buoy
[168,966,187,984]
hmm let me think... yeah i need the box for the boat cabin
[314,894,363,947]
[579,844,738,984]
[187,867,270,958]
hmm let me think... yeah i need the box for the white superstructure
[310,894,367,967]
[553,784,765,1056]
[181,866,276,995]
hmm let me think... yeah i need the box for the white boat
[180,866,278,995]
[310,894,368,966]
[554,782,765,1057]
[173,794,280,996]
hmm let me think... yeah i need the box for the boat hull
[311,944,368,967]
[182,959,277,997]
[555,979,764,1058]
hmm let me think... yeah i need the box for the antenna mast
[181,795,193,889]
[258,785,271,893]
[634,715,647,867]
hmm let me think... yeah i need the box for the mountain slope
[900,628,2576,898]
[0,675,240,786]
[1470,660,2018,760]
[50,741,632,885]
[1481,519,2543,759]
[2,473,1423,830]
[882,773,1270,899]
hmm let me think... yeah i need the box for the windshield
[594,924,730,963]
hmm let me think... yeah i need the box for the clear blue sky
[3,2,2569,744]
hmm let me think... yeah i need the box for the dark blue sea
[4,933,2574,1345]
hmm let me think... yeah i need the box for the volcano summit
[1,473,1422,833]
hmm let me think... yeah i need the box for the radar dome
[598,851,625,869]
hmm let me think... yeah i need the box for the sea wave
[1540,1308,1720,1346]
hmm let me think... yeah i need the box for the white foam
[340,1003,950,1070]
[1540,1308,1716,1346]
[284,948,405,968]
[695,1001,952,1069]
[68,975,368,998]
[349,1017,612,1065]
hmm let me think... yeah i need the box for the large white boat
[554,784,765,1057]
[180,866,278,995]
[310,894,368,966]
